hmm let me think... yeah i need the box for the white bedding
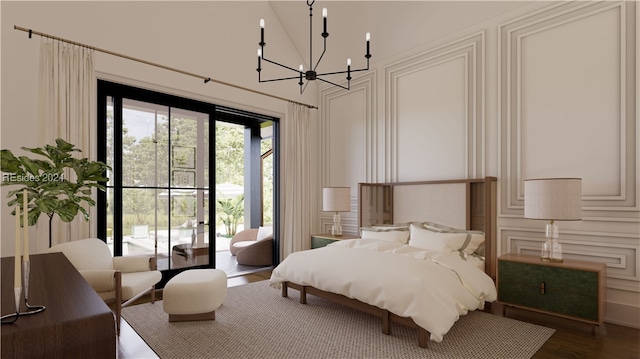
[269,238,496,342]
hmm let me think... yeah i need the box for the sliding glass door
[98,82,215,281]
[98,80,280,284]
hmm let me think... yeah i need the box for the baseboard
[605,301,640,329]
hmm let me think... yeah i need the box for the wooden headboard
[358,177,497,279]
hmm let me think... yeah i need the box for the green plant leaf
[35,197,59,214]
[2,138,109,243]
[18,156,41,177]
[0,149,23,174]
[57,201,80,222]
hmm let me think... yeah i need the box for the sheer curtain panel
[280,102,311,258]
[37,39,97,248]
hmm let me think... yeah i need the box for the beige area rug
[122,281,554,359]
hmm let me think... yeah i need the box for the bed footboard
[281,281,429,348]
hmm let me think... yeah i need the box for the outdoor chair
[229,227,273,266]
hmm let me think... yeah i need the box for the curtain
[280,102,311,258]
[37,39,96,248]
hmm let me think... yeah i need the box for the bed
[269,177,497,348]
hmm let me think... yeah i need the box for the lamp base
[331,212,343,237]
[540,221,563,263]
[541,257,563,263]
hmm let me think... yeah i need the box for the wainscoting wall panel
[319,72,376,235]
[499,1,638,218]
[385,32,485,182]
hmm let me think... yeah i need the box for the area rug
[122,281,555,359]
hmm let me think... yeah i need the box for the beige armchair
[48,238,162,334]
[230,228,274,266]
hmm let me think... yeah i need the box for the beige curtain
[280,102,311,259]
[37,39,96,248]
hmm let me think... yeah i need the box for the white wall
[316,1,639,328]
[0,1,317,254]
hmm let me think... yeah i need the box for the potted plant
[1,138,110,247]
[216,194,244,237]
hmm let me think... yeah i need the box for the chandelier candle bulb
[259,19,265,46]
[323,8,327,34]
[347,58,351,87]
[366,32,371,56]
[257,49,261,72]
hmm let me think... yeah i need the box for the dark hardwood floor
[117,269,640,359]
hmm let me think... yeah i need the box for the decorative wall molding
[384,31,485,182]
[320,71,376,185]
[498,1,638,219]
[318,72,375,236]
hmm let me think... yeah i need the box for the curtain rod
[14,25,318,110]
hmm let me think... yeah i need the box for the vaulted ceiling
[267,1,534,76]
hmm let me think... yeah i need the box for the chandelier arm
[317,77,349,90]
[261,57,303,74]
[301,80,310,94]
[312,38,328,72]
[316,66,368,77]
[259,76,302,83]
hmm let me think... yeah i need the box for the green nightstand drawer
[498,260,599,321]
[311,237,336,249]
[310,234,359,249]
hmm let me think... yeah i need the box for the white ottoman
[163,269,227,322]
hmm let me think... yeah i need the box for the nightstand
[310,233,359,249]
[497,253,606,333]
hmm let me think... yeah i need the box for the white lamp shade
[323,187,351,212]
[524,178,582,221]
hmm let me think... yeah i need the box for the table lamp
[323,187,351,236]
[524,178,582,262]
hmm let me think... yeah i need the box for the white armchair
[48,238,162,334]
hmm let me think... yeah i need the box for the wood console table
[1,252,116,358]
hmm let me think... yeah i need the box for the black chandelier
[257,0,371,94]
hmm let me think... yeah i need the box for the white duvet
[269,238,497,342]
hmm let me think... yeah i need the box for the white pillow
[420,221,454,232]
[371,223,410,230]
[416,221,485,254]
[360,227,410,244]
[461,233,485,254]
[409,223,467,253]
[256,226,273,241]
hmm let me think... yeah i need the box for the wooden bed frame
[280,177,498,348]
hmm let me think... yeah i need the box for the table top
[2,253,116,357]
[498,253,607,271]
